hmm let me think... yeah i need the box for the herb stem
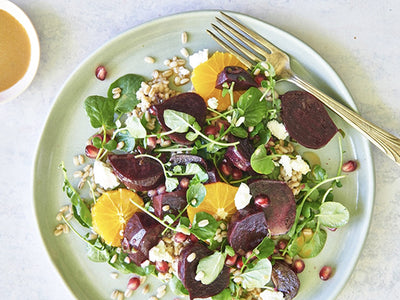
[62,216,99,250]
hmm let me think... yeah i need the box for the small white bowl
[0,0,40,103]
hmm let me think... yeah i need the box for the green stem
[62,216,100,250]
[161,203,190,235]
[154,146,194,153]
[188,123,239,147]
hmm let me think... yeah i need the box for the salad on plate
[55,36,357,300]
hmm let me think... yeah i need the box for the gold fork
[207,11,400,165]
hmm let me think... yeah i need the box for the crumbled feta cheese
[207,97,219,110]
[279,154,311,178]
[259,288,285,300]
[234,183,252,210]
[267,120,288,140]
[149,240,174,263]
[189,49,209,69]
[93,160,120,190]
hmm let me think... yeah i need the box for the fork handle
[289,75,400,164]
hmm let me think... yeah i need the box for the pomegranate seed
[146,136,157,148]
[277,239,288,250]
[254,195,270,208]
[342,160,357,172]
[90,133,111,145]
[189,234,198,243]
[319,265,333,280]
[85,145,99,159]
[179,177,190,189]
[292,259,305,273]
[254,74,266,86]
[127,276,140,290]
[225,254,238,267]
[231,168,243,180]
[204,125,220,136]
[95,65,107,80]
[174,232,188,243]
[219,161,232,177]
[156,260,169,273]
[236,257,244,269]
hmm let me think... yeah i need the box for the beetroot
[108,154,165,191]
[169,154,208,170]
[280,90,338,149]
[271,261,300,300]
[178,243,230,299]
[123,212,164,258]
[151,92,207,145]
[152,190,188,219]
[215,66,258,90]
[225,138,254,172]
[227,205,269,255]
[248,179,296,235]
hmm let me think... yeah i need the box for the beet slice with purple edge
[215,66,258,90]
[151,92,207,145]
[108,154,165,191]
[122,212,164,258]
[248,179,296,235]
[272,260,300,300]
[227,205,269,256]
[225,137,254,171]
[152,189,188,219]
[280,90,338,149]
[178,242,230,299]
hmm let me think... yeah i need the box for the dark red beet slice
[215,66,258,90]
[248,179,296,235]
[227,205,269,255]
[272,261,300,300]
[123,212,164,258]
[178,243,230,299]
[151,92,207,145]
[152,190,188,219]
[280,90,338,149]
[108,154,165,191]
[169,154,208,170]
[225,138,254,172]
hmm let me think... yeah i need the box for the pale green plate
[33,10,374,300]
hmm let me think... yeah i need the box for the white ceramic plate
[33,10,374,300]
[0,0,40,103]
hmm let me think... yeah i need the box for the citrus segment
[92,188,144,246]
[187,182,239,223]
[191,52,247,111]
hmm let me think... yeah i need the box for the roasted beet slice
[227,205,269,256]
[151,92,207,145]
[152,190,188,219]
[272,261,300,300]
[280,90,338,149]
[225,138,254,171]
[178,243,230,299]
[123,212,164,257]
[169,154,208,170]
[248,179,296,235]
[215,66,258,90]
[108,154,165,191]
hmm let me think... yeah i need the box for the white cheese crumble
[267,120,288,140]
[189,49,209,69]
[259,288,285,300]
[207,97,219,110]
[93,160,120,190]
[279,154,311,178]
[234,183,252,210]
[148,240,174,263]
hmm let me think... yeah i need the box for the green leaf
[104,139,117,151]
[212,288,231,300]
[84,95,115,129]
[115,130,135,152]
[108,251,155,275]
[240,258,272,289]
[288,229,327,258]
[237,87,267,126]
[231,126,248,138]
[224,245,235,257]
[186,131,198,141]
[86,244,109,262]
[191,212,219,241]
[163,109,195,133]
[165,177,179,192]
[125,115,147,138]
[250,144,275,175]
[108,74,145,113]
[196,251,226,285]
[318,202,350,228]
[187,183,206,207]
[169,274,189,296]
[254,236,275,259]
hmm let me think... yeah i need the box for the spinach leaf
[191,212,219,241]
[163,109,195,133]
[237,87,267,126]
[212,288,231,300]
[231,126,248,138]
[317,202,350,228]
[169,274,189,296]
[60,163,92,228]
[115,130,135,152]
[84,95,115,129]
[240,258,272,289]
[187,183,206,207]
[108,74,145,113]
[196,251,226,284]
[254,236,275,259]
[250,144,275,175]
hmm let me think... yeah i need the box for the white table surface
[1,0,399,299]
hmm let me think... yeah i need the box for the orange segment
[187,182,239,223]
[191,52,247,111]
[92,188,144,247]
